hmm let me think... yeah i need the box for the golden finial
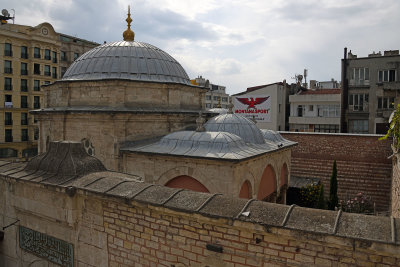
[123,5,135,41]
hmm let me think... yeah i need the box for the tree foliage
[328,160,338,210]
[380,103,400,152]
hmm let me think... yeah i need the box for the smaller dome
[204,114,265,144]
[208,108,228,115]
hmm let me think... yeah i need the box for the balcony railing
[5,136,13,142]
[21,102,28,108]
[44,55,51,60]
[21,53,28,59]
[34,103,40,109]
[44,71,51,76]
[21,135,29,142]
[34,53,41,59]
[21,86,28,92]
[4,50,12,57]
[34,70,41,75]
[21,120,28,125]
[53,58,57,63]
[5,119,12,125]
[4,84,12,91]
[52,73,57,79]
[21,69,28,75]
[4,68,12,74]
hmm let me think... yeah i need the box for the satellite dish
[2,9,10,17]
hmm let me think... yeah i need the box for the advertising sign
[233,95,271,122]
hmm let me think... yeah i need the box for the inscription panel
[19,226,74,267]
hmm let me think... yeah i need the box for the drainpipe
[341,47,348,133]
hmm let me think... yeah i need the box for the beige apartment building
[289,89,341,132]
[0,22,98,159]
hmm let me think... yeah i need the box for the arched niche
[165,175,210,193]
[239,180,252,199]
[257,164,277,202]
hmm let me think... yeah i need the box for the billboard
[233,95,271,122]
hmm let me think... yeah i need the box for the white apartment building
[233,82,288,131]
[289,89,341,132]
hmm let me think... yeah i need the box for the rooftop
[0,141,398,246]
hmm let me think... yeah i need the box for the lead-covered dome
[204,114,265,144]
[62,41,191,85]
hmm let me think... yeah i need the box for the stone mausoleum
[32,10,295,202]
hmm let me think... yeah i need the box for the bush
[300,183,325,209]
[339,192,374,214]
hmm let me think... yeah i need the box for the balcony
[4,68,12,74]
[4,102,13,108]
[4,50,12,57]
[21,53,28,59]
[5,119,13,126]
[349,79,370,87]
[4,84,12,91]
[21,69,28,75]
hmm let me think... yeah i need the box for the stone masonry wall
[280,132,393,212]
[2,170,400,267]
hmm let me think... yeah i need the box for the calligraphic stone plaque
[19,226,74,267]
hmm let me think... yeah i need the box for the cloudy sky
[3,0,400,94]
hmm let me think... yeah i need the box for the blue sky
[4,0,400,94]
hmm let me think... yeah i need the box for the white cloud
[4,0,400,94]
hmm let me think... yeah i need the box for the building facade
[0,22,98,160]
[191,76,230,109]
[343,49,400,134]
[233,82,289,131]
[289,89,341,132]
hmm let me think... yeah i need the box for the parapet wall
[280,132,393,212]
[1,160,399,267]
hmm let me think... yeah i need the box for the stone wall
[1,162,400,267]
[280,132,393,212]
[122,148,291,200]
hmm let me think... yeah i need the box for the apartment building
[289,89,341,132]
[191,76,230,108]
[233,82,288,131]
[0,22,98,159]
[342,49,400,134]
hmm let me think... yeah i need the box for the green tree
[380,103,400,152]
[328,160,338,210]
[316,184,325,209]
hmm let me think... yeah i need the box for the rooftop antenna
[0,9,14,24]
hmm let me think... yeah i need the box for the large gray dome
[62,41,191,85]
[204,114,265,144]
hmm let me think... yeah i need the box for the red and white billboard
[233,95,271,122]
